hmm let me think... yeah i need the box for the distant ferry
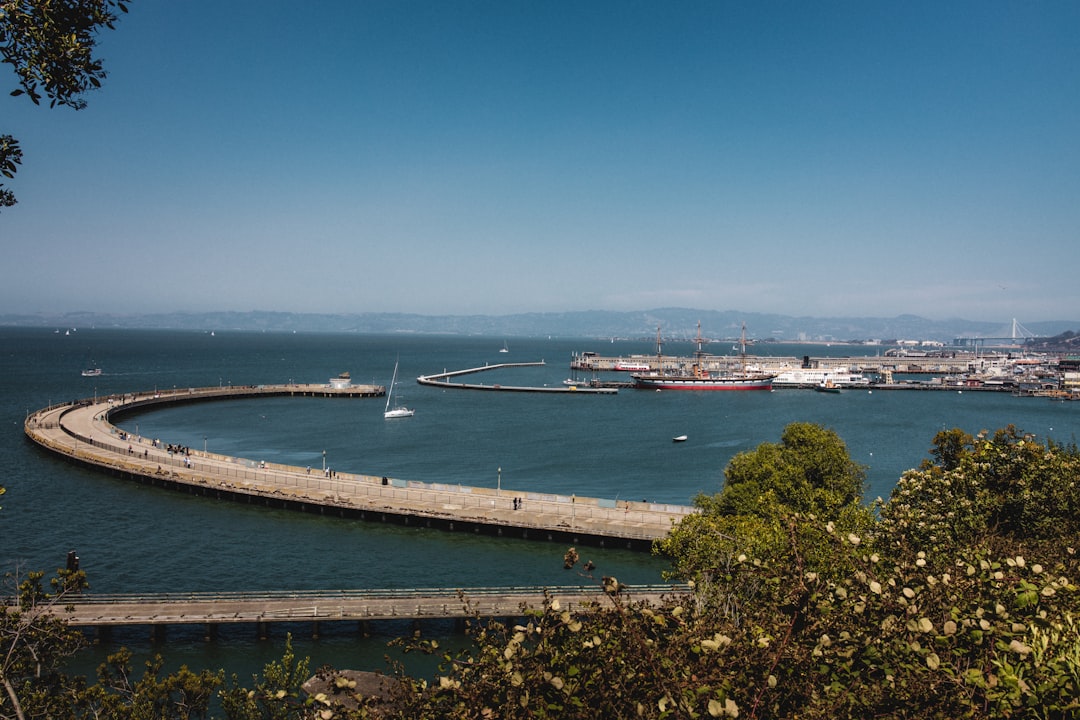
[614,361,651,372]
[81,368,102,377]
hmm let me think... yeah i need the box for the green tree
[878,425,1080,561]
[0,0,129,209]
[715,422,866,519]
[392,425,1079,719]
[68,649,223,720]
[657,423,873,588]
[0,565,88,720]
[219,635,312,720]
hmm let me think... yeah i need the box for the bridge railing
[63,584,689,606]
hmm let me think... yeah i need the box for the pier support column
[312,621,320,640]
[151,624,166,643]
[204,623,218,642]
[257,621,269,641]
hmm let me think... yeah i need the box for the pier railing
[46,584,691,628]
[58,584,684,606]
[25,389,696,546]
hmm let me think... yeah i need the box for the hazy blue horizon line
[2,308,1077,324]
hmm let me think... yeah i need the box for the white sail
[384,359,414,418]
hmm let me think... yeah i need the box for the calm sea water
[2,327,1077,677]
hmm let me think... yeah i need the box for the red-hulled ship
[632,322,775,391]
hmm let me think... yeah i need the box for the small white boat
[81,368,102,377]
[672,434,688,443]
[499,341,509,353]
[384,359,414,419]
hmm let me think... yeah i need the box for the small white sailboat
[384,359,414,419]
[499,340,509,353]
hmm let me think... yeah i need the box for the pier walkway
[418,361,618,394]
[50,584,684,637]
[24,386,694,550]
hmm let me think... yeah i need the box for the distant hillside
[1027,330,1080,353]
[1,308,1076,344]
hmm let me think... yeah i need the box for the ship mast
[739,322,747,375]
[693,320,707,378]
[654,326,663,372]
[694,320,706,359]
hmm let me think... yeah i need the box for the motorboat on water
[81,368,102,377]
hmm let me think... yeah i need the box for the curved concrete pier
[24,385,694,549]
[418,361,618,394]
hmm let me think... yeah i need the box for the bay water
[2,327,1076,678]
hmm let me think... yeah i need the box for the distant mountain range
[3,309,1078,345]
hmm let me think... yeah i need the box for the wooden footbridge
[49,584,686,640]
[24,383,695,550]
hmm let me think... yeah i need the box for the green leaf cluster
[711,422,867,520]
[394,423,1080,719]
[878,425,1080,559]
[0,0,129,209]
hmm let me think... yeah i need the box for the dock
[49,584,686,639]
[571,352,992,376]
[418,361,618,394]
[24,386,694,550]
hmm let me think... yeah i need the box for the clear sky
[3,1,1078,323]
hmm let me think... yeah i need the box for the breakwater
[24,385,694,550]
[418,361,618,394]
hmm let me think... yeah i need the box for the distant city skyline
[3,1,1078,323]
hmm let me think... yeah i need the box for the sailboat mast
[385,360,398,412]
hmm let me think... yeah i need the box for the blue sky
[3,1,1078,323]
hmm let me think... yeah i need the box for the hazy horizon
[4,2,1077,323]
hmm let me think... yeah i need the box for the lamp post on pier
[497,466,502,496]
[323,450,327,473]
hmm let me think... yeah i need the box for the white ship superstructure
[772,367,870,388]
